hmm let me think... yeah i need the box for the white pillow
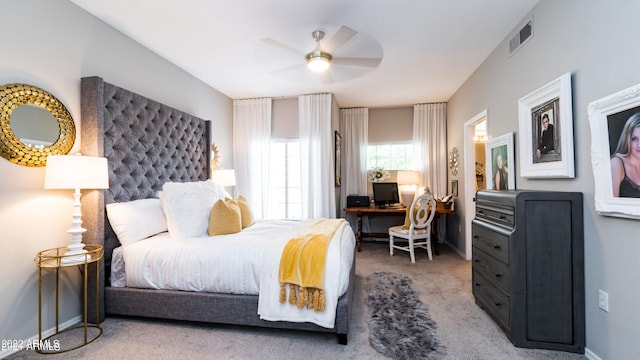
[212,182,232,199]
[106,198,167,246]
[160,180,220,238]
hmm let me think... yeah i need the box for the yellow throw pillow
[236,195,255,228]
[208,198,242,236]
[402,206,427,230]
[402,205,412,229]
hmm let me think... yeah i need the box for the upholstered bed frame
[79,76,354,344]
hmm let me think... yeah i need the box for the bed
[79,76,355,344]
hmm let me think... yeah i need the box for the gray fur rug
[365,271,446,360]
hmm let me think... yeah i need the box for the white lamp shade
[212,169,236,186]
[45,154,109,190]
[397,170,420,185]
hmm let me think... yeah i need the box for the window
[268,139,302,219]
[367,142,415,170]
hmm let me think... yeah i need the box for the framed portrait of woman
[589,82,640,219]
[485,132,515,190]
[518,72,574,178]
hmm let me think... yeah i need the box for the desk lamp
[212,168,237,198]
[397,170,420,206]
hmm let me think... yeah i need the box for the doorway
[463,110,487,260]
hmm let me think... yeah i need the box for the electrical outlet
[598,290,609,312]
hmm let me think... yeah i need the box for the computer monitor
[372,182,400,207]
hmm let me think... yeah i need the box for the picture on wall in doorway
[518,72,574,178]
[485,132,515,190]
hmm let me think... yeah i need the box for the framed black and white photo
[485,133,515,190]
[334,130,341,187]
[589,83,640,219]
[518,72,574,178]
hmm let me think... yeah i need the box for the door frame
[463,110,487,260]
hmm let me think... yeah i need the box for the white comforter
[122,219,355,328]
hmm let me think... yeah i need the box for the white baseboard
[0,315,82,359]
[585,348,603,360]
[443,241,468,259]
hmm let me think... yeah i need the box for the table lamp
[397,170,420,206]
[45,154,109,264]
[212,168,236,197]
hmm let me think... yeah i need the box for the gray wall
[272,97,298,139]
[0,0,232,353]
[447,1,640,359]
[368,107,413,143]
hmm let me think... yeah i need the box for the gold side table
[34,244,103,354]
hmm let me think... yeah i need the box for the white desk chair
[389,193,437,263]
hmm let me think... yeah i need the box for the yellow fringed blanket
[278,218,346,312]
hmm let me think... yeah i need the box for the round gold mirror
[0,83,75,166]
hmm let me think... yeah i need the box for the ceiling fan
[305,30,333,72]
[259,26,383,82]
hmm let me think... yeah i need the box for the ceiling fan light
[307,57,330,72]
[305,51,332,72]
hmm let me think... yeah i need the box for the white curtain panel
[299,93,335,219]
[232,98,272,219]
[340,107,369,215]
[413,103,447,198]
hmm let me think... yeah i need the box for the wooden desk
[345,201,453,253]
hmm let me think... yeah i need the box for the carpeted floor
[7,241,588,360]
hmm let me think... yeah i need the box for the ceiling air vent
[508,17,533,57]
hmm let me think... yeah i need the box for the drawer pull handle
[494,302,501,307]
[473,235,479,239]
[495,273,502,279]
[499,215,506,219]
[493,244,501,249]
[478,210,485,215]
[474,259,480,263]
[474,283,480,286]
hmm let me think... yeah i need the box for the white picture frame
[485,132,515,190]
[518,72,574,178]
[588,83,640,219]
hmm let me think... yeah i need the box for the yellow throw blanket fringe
[278,219,345,312]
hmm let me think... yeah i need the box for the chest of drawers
[472,190,584,353]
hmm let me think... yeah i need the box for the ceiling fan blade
[261,37,304,56]
[332,57,382,68]
[324,26,357,53]
[319,71,335,85]
[270,62,306,74]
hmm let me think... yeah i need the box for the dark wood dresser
[472,190,585,353]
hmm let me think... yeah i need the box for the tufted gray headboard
[80,76,211,281]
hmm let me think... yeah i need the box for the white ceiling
[70,0,539,108]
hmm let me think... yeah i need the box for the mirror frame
[0,83,75,167]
